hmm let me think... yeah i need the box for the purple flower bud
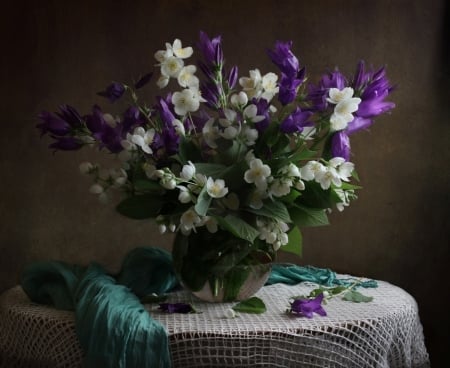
[97,82,125,103]
[37,111,71,136]
[49,136,82,151]
[134,72,153,89]
[156,95,176,125]
[279,74,303,105]
[227,65,238,89]
[331,131,351,161]
[267,41,300,78]
[198,31,222,66]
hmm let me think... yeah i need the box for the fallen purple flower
[158,302,194,314]
[290,293,326,318]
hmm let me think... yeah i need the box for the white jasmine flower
[261,72,279,101]
[243,104,265,123]
[330,97,361,131]
[230,91,248,107]
[143,163,158,179]
[244,158,271,190]
[110,168,127,188]
[172,88,201,116]
[177,186,193,203]
[177,65,199,88]
[315,167,341,190]
[171,39,193,59]
[89,183,104,194]
[221,125,239,140]
[157,75,170,89]
[239,69,263,99]
[180,161,196,181]
[202,118,219,149]
[225,308,236,318]
[206,177,228,198]
[172,119,185,136]
[158,224,167,234]
[154,44,173,63]
[242,126,258,146]
[79,162,94,175]
[327,87,355,105]
[161,56,184,78]
[245,150,255,163]
[269,179,291,197]
[248,189,266,209]
[121,133,137,151]
[219,108,237,127]
[180,208,202,232]
[300,161,326,181]
[131,127,155,154]
[337,161,355,181]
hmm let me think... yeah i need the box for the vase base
[188,264,272,303]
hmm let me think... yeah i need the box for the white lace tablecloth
[0,279,429,368]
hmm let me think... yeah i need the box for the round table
[0,280,429,368]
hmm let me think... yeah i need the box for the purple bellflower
[159,302,194,314]
[280,107,313,134]
[37,105,84,151]
[268,41,305,105]
[331,131,351,161]
[97,82,125,103]
[290,293,326,318]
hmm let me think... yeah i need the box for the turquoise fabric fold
[267,264,378,288]
[21,247,178,368]
[21,249,377,368]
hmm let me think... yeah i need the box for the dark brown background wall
[1,0,448,366]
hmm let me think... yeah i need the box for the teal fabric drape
[21,247,178,368]
[267,264,378,288]
[21,248,377,368]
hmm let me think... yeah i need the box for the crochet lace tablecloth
[0,280,429,368]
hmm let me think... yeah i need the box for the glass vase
[172,228,272,302]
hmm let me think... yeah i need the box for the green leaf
[281,226,302,256]
[245,200,292,223]
[296,181,341,209]
[232,297,266,314]
[222,267,251,302]
[116,194,163,219]
[342,290,374,303]
[215,215,260,243]
[194,186,212,216]
[289,205,329,227]
[133,179,164,193]
[284,147,318,164]
[178,137,202,163]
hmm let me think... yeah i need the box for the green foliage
[245,200,292,224]
[281,226,302,256]
[194,186,212,216]
[289,205,329,227]
[214,215,260,243]
[232,297,266,314]
[342,290,374,303]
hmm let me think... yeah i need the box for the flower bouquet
[37,31,394,302]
